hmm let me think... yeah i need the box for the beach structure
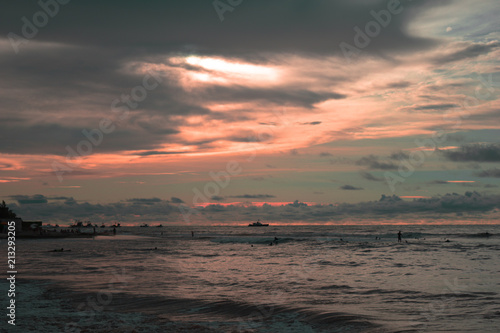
[0,217,23,233]
[22,220,43,231]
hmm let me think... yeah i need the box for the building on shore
[22,221,43,231]
[0,217,23,233]
[0,201,43,233]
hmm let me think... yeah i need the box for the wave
[39,279,385,333]
[318,284,353,290]
[464,232,496,238]
[210,236,307,244]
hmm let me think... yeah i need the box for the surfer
[51,248,70,252]
[398,231,402,243]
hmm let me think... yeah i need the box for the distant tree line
[0,201,17,219]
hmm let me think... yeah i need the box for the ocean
[2,224,500,332]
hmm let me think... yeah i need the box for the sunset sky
[1,0,499,224]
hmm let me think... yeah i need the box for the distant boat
[140,223,149,227]
[248,220,269,227]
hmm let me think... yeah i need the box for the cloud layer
[1,1,499,218]
[6,191,499,224]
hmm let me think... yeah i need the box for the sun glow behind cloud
[178,56,281,86]
[185,56,277,78]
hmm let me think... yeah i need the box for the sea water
[2,224,499,332]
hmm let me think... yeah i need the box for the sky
[0,0,499,225]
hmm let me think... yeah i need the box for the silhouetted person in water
[191,231,194,238]
[113,227,116,235]
[51,248,66,252]
[398,231,402,243]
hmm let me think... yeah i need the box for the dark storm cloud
[0,0,443,56]
[476,168,500,178]
[201,86,346,108]
[0,47,207,156]
[0,122,179,155]
[0,0,456,157]
[441,144,500,162]
[340,185,364,190]
[356,155,398,170]
[434,41,500,65]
